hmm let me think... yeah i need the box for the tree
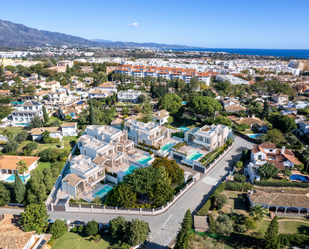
[89,100,97,125]
[2,140,18,153]
[14,171,26,203]
[158,93,184,117]
[263,216,279,249]
[235,161,243,169]
[234,173,246,183]
[152,158,184,185]
[167,116,173,124]
[49,219,67,239]
[262,99,270,119]
[244,217,257,230]
[213,194,228,209]
[189,76,199,90]
[14,131,28,143]
[266,129,285,144]
[85,220,99,236]
[65,114,72,121]
[249,204,269,221]
[283,169,292,177]
[0,106,13,121]
[137,94,146,103]
[23,142,38,156]
[191,96,222,118]
[42,130,52,144]
[258,163,279,180]
[19,203,49,234]
[110,216,128,239]
[32,116,42,128]
[0,182,11,206]
[42,105,49,123]
[273,115,297,133]
[241,149,248,162]
[216,214,233,235]
[174,209,193,249]
[126,219,150,246]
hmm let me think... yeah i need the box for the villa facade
[11,101,43,126]
[184,124,229,152]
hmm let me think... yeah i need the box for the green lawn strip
[190,230,232,241]
[0,127,24,135]
[172,117,200,128]
[35,162,51,171]
[53,232,116,249]
[279,220,309,234]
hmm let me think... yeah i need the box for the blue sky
[1,0,308,49]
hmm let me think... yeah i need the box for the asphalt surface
[0,136,255,249]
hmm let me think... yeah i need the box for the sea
[173,48,309,59]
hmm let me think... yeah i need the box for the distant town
[0,47,309,249]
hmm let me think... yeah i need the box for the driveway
[0,136,255,249]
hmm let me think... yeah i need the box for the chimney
[281,146,285,155]
[157,111,160,116]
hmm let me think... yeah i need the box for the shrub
[254,181,309,188]
[71,226,77,232]
[49,219,67,239]
[224,182,254,192]
[244,217,257,230]
[234,173,246,183]
[213,194,228,210]
[279,234,309,247]
[234,224,246,233]
[77,225,84,233]
[235,161,243,169]
[85,220,98,236]
[209,214,217,233]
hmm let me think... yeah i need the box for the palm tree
[249,204,269,221]
[16,160,28,183]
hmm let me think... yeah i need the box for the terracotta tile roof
[230,117,267,127]
[29,127,62,135]
[61,122,77,127]
[260,143,277,149]
[0,155,40,170]
[153,110,169,119]
[98,82,116,88]
[224,105,247,112]
[284,154,301,165]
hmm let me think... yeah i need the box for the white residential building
[152,110,170,126]
[184,124,229,152]
[117,90,142,103]
[11,101,43,126]
[216,74,249,85]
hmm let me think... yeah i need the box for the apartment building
[117,89,142,103]
[124,119,171,147]
[216,74,249,85]
[11,101,43,126]
[272,93,289,105]
[184,124,229,152]
[115,65,211,85]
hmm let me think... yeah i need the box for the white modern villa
[10,101,43,126]
[184,124,229,152]
[117,89,142,103]
[61,125,155,202]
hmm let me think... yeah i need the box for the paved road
[0,136,254,249]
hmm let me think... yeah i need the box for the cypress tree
[14,171,26,204]
[42,105,49,123]
[89,100,96,125]
[262,99,270,119]
[174,209,193,249]
[264,215,279,249]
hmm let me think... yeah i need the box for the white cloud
[127,22,139,27]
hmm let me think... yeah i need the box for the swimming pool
[182,101,188,105]
[14,123,30,126]
[6,174,30,182]
[289,174,309,181]
[123,166,139,175]
[248,134,263,138]
[137,156,152,165]
[187,151,203,161]
[177,126,189,131]
[92,185,113,198]
[161,142,174,152]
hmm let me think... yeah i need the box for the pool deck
[173,143,208,159]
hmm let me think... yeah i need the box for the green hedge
[225,182,254,192]
[196,183,225,216]
[230,232,263,248]
[279,234,309,247]
[254,181,309,188]
[209,214,217,233]
[276,143,303,150]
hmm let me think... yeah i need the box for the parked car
[73,220,87,226]
[47,219,54,224]
[59,218,71,225]
[99,222,109,231]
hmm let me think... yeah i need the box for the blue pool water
[187,151,203,161]
[123,166,139,175]
[182,101,188,105]
[137,156,152,165]
[161,142,174,152]
[177,126,189,131]
[6,174,30,181]
[15,123,30,126]
[92,185,113,198]
[289,174,309,181]
[248,134,263,138]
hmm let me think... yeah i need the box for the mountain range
[0,20,201,49]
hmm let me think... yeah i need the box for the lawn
[279,220,309,234]
[172,117,201,128]
[35,162,51,172]
[0,127,25,135]
[53,232,117,249]
[16,136,78,155]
